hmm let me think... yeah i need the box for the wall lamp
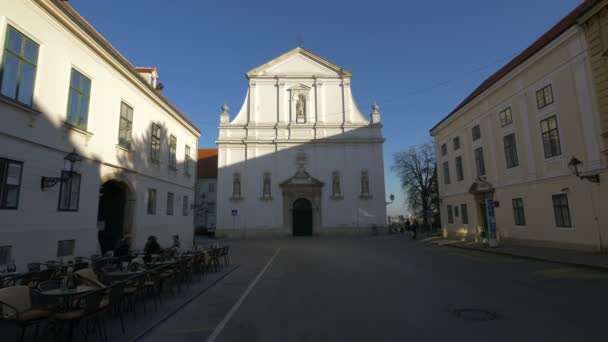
[41,149,82,190]
[385,193,395,205]
[568,156,600,183]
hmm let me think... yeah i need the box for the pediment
[288,84,311,91]
[468,178,494,195]
[247,47,352,78]
[280,169,324,188]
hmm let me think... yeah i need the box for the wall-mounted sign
[231,209,238,217]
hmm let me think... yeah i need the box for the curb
[443,243,608,272]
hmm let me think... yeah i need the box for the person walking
[411,219,419,240]
[405,219,411,236]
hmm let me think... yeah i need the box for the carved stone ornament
[220,104,230,125]
[370,102,381,124]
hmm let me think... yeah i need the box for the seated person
[113,236,132,257]
[144,235,162,256]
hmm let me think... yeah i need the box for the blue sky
[71,0,582,216]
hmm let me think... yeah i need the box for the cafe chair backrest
[0,286,31,314]
[37,279,62,292]
[75,268,106,288]
[78,290,105,315]
[27,263,42,272]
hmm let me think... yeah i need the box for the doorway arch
[97,180,132,253]
[292,198,313,236]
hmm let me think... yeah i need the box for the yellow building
[430,0,608,252]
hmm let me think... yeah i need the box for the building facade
[579,0,608,156]
[0,0,200,270]
[194,149,218,231]
[430,0,608,252]
[216,47,386,237]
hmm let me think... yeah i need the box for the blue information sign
[231,209,238,217]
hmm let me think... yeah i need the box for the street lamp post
[41,149,81,190]
[568,156,600,183]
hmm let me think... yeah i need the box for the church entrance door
[292,198,313,236]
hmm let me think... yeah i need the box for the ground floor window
[0,158,23,209]
[552,194,571,227]
[461,204,468,224]
[147,189,157,214]
[183,195,189,216]
[447,205,453,224]
[167,192,174,216]
[512,198,526,226]
[58,171,81,211]
[56,239,75,257]
[0,245,12,265]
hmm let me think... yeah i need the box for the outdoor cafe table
[146,260,177,269]
[41,285,98,310]
[103,270,146,281]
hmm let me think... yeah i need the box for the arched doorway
[292,198,313,236]
[97,180,129,253]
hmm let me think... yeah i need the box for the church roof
[246,47,352,78]
[430,0,599,134]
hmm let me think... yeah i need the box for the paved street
[143,236,608,342]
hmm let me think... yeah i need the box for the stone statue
[332,172,341,196]
[263,173,271,197]
[296,94,305,122]
[233,173,241,197]
[361,171,369,196]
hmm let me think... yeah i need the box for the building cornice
[578,0,608,23]
[36,0,200,137]
[216,138,385,145]
[431,26,582,136]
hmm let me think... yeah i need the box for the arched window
[262,172,271,198]
[331,171,341,197]
[232,173,241,198]
[361,170,370,196]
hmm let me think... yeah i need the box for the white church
[216,47,386,237]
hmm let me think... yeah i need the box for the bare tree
[391,142,439,229]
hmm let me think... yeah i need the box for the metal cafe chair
[0,285,52,342]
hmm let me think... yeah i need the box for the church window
[332,171,341,197]
[361,170,370,197]
[262,172,271,198]
[232,173,241,198]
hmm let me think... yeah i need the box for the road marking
[206,248,281,342]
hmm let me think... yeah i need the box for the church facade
[216,47,386,237]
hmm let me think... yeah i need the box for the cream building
[216,47,386,237]
[430,0,608,252]
[0,0,200,270]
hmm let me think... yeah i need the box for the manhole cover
[452,308,497,321]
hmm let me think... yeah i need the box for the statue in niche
[296,94,306,123]
[332,171,341,197]
[361,170,370,196]
[262,173,271,197]
[233,173,241,198]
